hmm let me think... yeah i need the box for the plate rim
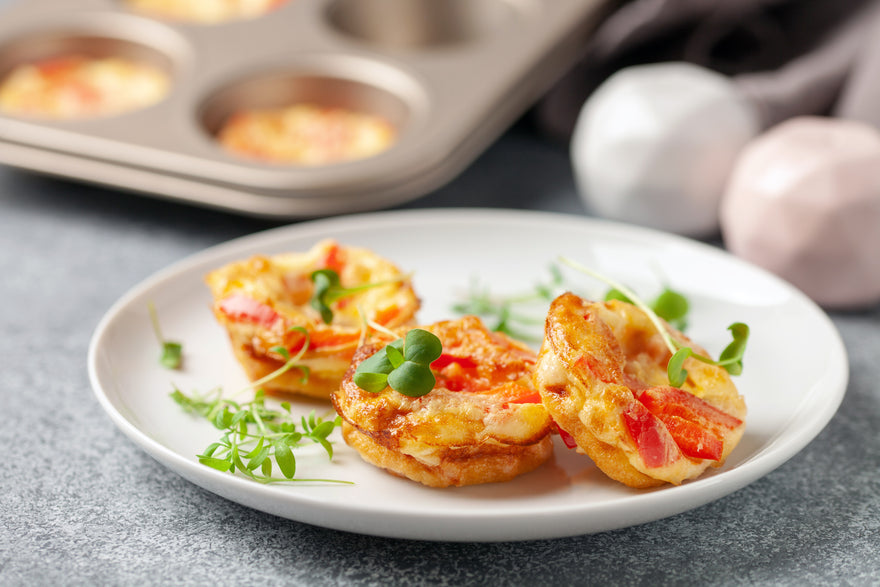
[87,207,849,541]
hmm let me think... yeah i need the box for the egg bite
[534,293,746,488]
[333,316,554,488]
[124,0,288,24]
[217,103,396,166]
[205,239,419,399]
[0,55,169,120]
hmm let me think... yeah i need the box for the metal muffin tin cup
[0,0,609,217]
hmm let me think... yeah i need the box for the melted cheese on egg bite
[216,103,396,166]
[205,239,419,399]
[124,0,287,23]
[0,55,169,120]
[333,316,554,488]
[535,293,746,488]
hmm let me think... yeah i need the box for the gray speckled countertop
[0,6,879,581]
[2,121,879,586]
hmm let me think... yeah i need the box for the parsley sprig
[310,269,411,324]
[353,329,443,397]
[559,256,749,387]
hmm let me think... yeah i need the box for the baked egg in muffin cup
[205,239,420,399]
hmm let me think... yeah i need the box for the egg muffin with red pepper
[217,103,396,166]
[205,239,419,399]
[0,55,169,120]
[333,316,554,488]
[534,293,746,488]
[124,0,288,23]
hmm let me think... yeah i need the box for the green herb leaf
[352,371,388,393]
[353,329,442,398]
[309,269,339,324]
[247,445,270,471]
[198,456,233,472]
[295,366,310,384]
[309,268,411,325]
[202,442,223,458]
[311,419,337,439]
[159,342,183,370]
[388,362,436,397]
[245,437,265,460]
[148,302,183,369]
[274,442,297,479]
[403,328,443,364]
[718,322,749,375]
[667,347,692,387]
[231,445,248,477]
[270,345,291,361]
[317,438,334,460]
[385,344,405,369]
[605,287,688,330]
[355,346,395,375]
[652,288,689,330]
[213,407,231,430]
[604,288,632,304]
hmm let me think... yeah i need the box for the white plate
[88,209,848,542]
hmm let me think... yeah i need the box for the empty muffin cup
[0,33,173,120]
[122,0,290,25]
[326,0,517,49]
[202,72,410,166]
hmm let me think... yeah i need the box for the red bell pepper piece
[555,422,579,449]
[636,386,741,462]
[622,401,683,468]
[506,390,543,404]
[319,242,346,273]
[656,414,723,461]
[218,294,280,328]
[430,354,479,370]
[639,386,743,431]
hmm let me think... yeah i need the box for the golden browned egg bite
[333,316,554,488]
[0,55,169,120]
[205,239,419,399]
[534,293,746,488]
[217,103,396,166]
[124,0,288,23]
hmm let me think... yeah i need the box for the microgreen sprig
[353,329,443,397]
[559,256,749,388]
[452,265,565,341]
[605,286,690,331]
[171,388,347,484]
[148,302,182,369]
[170,326,348,484]
[250,326,312,393]
[310,269,411,324]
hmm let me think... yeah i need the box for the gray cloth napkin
[536,0,876,140]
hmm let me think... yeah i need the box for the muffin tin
[0,0,609,218]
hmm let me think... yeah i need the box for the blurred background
[2,0,880,307]
[2,1,880,584]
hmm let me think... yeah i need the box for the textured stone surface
[0,125,878,585]
[721,116,880,309]
[571,62,759,237]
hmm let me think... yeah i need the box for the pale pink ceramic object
[721,116,880,309]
